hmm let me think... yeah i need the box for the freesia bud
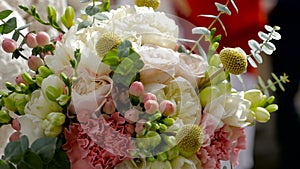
[14,93,28,115]
[144,100,159,114]
[61,6,75,29]
[244,89,263,107]
[44,125,63,137]
[129,81,144,97]
[38,66,53,78]
[265,104,278,113]
[21,72,35,85]
[28,55,44,71]
[0,110,11,123]
[160,100,175,116]
[124,109,140,124]
[3,94,17,112]
[254,107,270,123]
[25,33,38,48]
[36,31,50,46]
[1,38,17,53]
[46,112,66,126]
[162,117,175,126]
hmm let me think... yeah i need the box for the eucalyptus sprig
[256,73,289,96]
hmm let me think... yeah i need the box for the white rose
[171,155,202,169]
[24,90,62,119]
[204,93,252,127]
[71,69,113,115]
[138,45,180,84]
[176,53,208,87]
[18,114,44,144]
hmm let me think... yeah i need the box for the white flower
[138,45,180,84]
[24,90,62,119]
[204,92,252,127]
[171,155,202,169]
[18,114,44,145]
[71,69,113,115]
[41,75,65,99]
[176,53,208,87]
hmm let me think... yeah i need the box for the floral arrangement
[0,0,289,169]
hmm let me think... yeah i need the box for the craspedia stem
[175,124,204,158]
[219,47,248,75]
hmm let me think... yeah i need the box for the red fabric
[175,0,268,74]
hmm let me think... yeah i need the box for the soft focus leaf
[247,56,257,68]
[85,5,100,16]
[17,151,43,169]
[262,46,273,55]
[265,42,276,51]
[80,0,90,2]
[272,73,285,91]
[46,150,70,169]
[267,79,276,91]
[265,25,273,32]
[215,3,231,15]
[0,10,12,20]
[230,0,238,13]
[248,39,260,51]
[94,13,109,21]
[258,31,268,41]
[192,27,210,35]
[271,31,281,40]
[31,137,57,163]
[251,50,263,64]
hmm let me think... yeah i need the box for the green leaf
[77,20,92,30]
[250,50,263,64]
[80,0,90,2]
[0,160,15,169]
[2,17,17,34]
[271,31,281,40]
[46,150,70,169]
[100,0,111,12]
[264,25,273,32]
[262,46,273,55]
[267,79,276,91]
[31,137,57,163]
[230,0,238,13]
[215,2,231,15]
[247,56,257,68]
[20,135,29,153]
[258,31,268,41]
[18,151,43,169]
[118,40,132,58]
[102,51,120,67]
[192,27,210,35]
[3,141,23,164]
[94,13,109,21]
[12,30,20,41]
[85,5,100,16]
[16,23,31,31]
[248,39,260,51]
[0,10,12,20]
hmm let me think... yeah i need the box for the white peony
[204,92,252,127]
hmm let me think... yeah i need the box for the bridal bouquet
[0,0,287,169]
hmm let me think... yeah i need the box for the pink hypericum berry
[36,31,50,46]
[15,74,27,85]
[11,118,21,131]
[2,38,17,53]
[28,55,44,71]
[129,81,144,97]
[143,92,157,103]
[125,123,135,135]
[160,100,175,116]
[124,109,140,124]
[25,33,38,48]
[135,119,147,134]
[9,131,20,142]
[144,99,159,114]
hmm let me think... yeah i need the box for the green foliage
[256,73,289,96]
[1,135,70,169]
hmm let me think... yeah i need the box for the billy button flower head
[175,124,204,158]
[135,0,161,10]
[219,47,248,75]
[96,32,122,58]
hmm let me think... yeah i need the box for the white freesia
[41,75,65,99]
[204,92,252,127]
[18,114,44,144]
[138,45,180,84]
[176,53,208,87]
[171,155,202,169]
[24,90,62,119]
[71,69,113,115]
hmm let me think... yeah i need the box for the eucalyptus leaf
[230,0,238,12]
[85,5,100,16]
[251,50,263,64]
[46,150,70,169]
[31,137,57,163]
[2,17,17,34]
[248,39,260,51]
[265,42,276,51]
[199,14,218,19]
[80,0,90,2]
[0,10,12,20]
[3,141,23,164]
[20,135,29,153]
[262,46,273,55]
[192,27,210,35]
[215,3,231,15]
[264,25,273,32]
[0,160,15,169]
[271,31,281,40]
[77,20,92,30]
[267,79,276,91]
[247,56,257,68]
[94,13,109,21]
[18,151,43,169]
[258,31,268,41]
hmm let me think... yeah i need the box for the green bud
[5,82,16,91]
[244,89,263,107]
[38,66,53,78]
[20,83,28,93]
[156,152,168,161]
[162,134,176,147]
[61,6,75,29]
[45,86,61,102]
[0,110,11,123]
[47,5,57,22]
[147,156,155,162]
[44,125,63,137]
[167,146,180,161]
[265,104,278,113]
[14,94,28,115]
[3,94,17,112]
[148,112,162,122]
[266,96,275,104]
[151,122,160,130]
[35,76,44,87]
[137,131,161,149]
[158,123,168,132]
[257,95,267,107]
[46,112,66,126]
[21,72,35,85]
[42,119,51,130]
[162,117,175,126]
[145,121,152,130]
[254,107,270,123]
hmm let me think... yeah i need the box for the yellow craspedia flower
[135,0,160,10]
[175,124,204,157]
[219,47,248,75]
[95,32,122,58]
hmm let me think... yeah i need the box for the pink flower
[63,112,135,169]
[129,81,144,97]
[197,113,246,169]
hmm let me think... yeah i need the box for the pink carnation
[197,113,246,169]
[63,112,135,169]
